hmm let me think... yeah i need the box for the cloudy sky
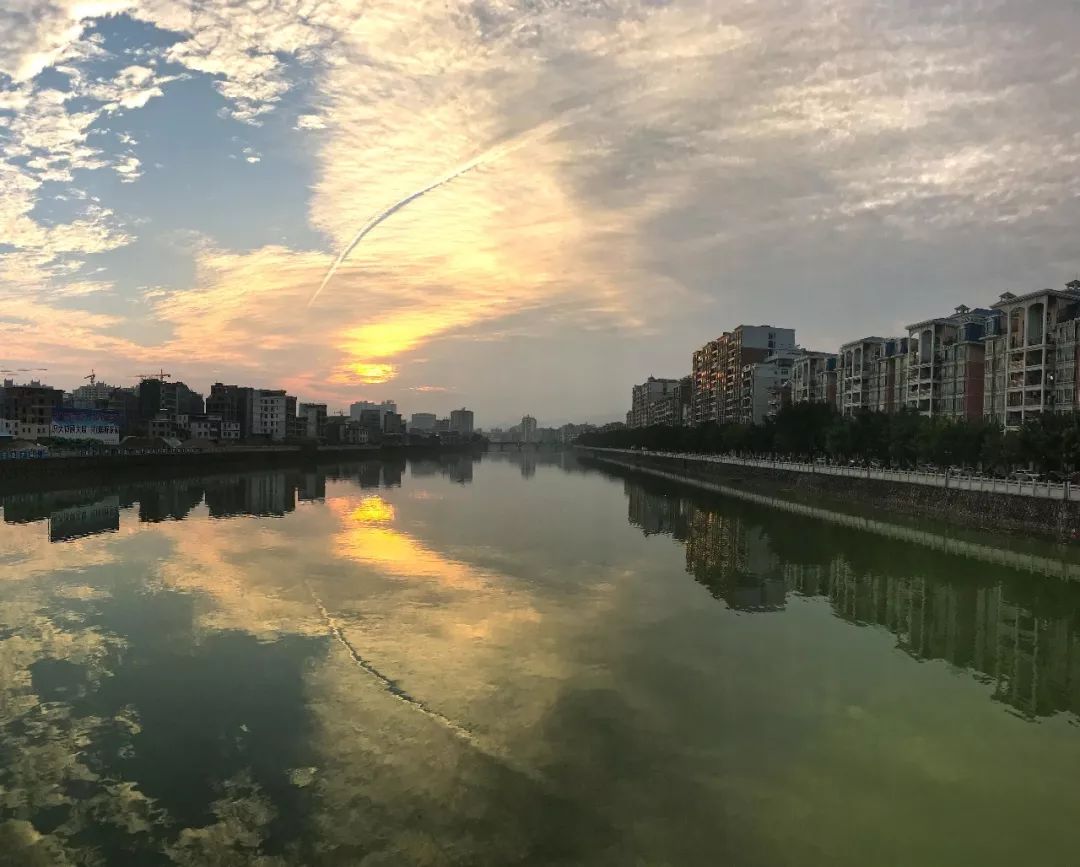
[1,0,1078,426]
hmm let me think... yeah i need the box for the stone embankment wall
[582,449,1080,541]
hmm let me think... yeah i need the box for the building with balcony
[906,306,998,419]
[837,338,887,416]
[789,352,837,405]
[868,337,909,414]
[692,326,795,425]
[648,378,692,427]
[984,283,1080,428]
[740,351,801,424]
[629,376,680,427]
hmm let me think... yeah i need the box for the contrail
[304,581,549,786]
[307,116,569,307]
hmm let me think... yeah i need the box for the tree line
[578,403,1080,475]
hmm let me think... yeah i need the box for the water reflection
[625,473,1080,722]
[5,453,1080,865]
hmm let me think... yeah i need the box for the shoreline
[0,443,481,494]
[579,447,1080,543]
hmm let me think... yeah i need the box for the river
[2,450,1080,866]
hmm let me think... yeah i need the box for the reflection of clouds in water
[0,580,151,864]
[0,473,622,865]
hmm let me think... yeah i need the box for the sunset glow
[2,1,1077,423]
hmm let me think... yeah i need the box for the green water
[2,451,1080,866]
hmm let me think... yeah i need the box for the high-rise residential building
[649,375,693,427]
[250,389,294,440]
[629,377,680,427]
[740,351,801,425]
[383,412,405,435]
[409,412,437,432]
[790,352,837,405]
[868,338,909,414]
[521,414,538,443]
[837,337,888,416]
[692,326,795,425]
[207,384,255,437]
[298,403,327,439]
[449,408,474,435]
[905,306,999,419]
[673,375,693,426]
[984,282,1080,428]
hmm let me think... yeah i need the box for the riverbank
[0,443,481,493]
[580,447,1080,542]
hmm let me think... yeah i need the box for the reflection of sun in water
[350,496,396,525]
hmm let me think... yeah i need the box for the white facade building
[741,351,800,424]
[250,390,291,441]
[69,380,115,408]
[790,352,837,405]
[837,337,888,416]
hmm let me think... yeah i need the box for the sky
[1,0,1078,428]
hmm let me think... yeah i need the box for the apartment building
[692,340,722,424]
[629,376,680,428]
[692,326,795,425]
[740,351,800,424]
[647,376,692,427]
[0,380,63,430]
[790,352,837,405]
[207,383,255,437]
[837,338,887,416]
[672,375,693,426]
[984,282,1080,428]
[869,337,909,414]
[250,389,296,440]
[298,403,328,439]
[905,306,998,419]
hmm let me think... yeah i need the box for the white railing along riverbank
[583,447,1077,502]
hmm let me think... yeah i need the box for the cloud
[3,0,1080,421]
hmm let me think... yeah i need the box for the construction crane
[136,370,172,382]
[85,369,97,385]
